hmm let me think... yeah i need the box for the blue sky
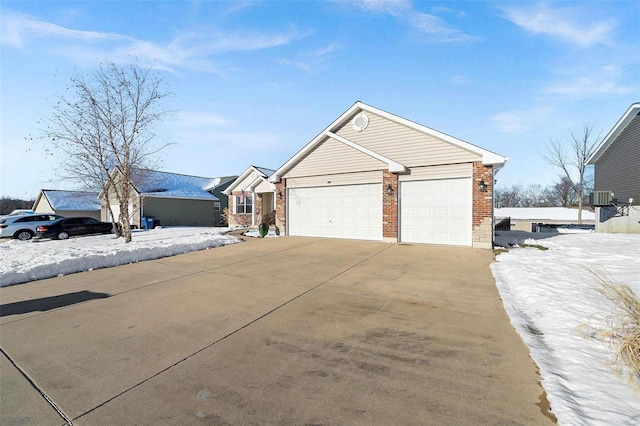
[1,0,638,198]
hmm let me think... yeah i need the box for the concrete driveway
[1,236,554,425]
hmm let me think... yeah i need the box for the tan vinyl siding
[233,174,260,192]
[33,197,53,213]
[595,114,640,203]
[335,111,481,167]
[399,164,472,181]
[254,179,273,193]
[287,171,382,188]
[285,137,386,178]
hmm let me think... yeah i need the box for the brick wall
[382,170,398,239]
[472,161,494,248]
[275,179,286,233]
[228,191,252,227]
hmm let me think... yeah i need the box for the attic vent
[352,112,369,132]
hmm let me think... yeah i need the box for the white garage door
[400,178,472,246]
[288,184,382,240]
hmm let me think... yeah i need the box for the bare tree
[42,62,172,242]
[494,184,523,208]
[542,125,600,223]
[549,176,578,207]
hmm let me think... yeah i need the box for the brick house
[268,102,507,248]
[223,166,276,227]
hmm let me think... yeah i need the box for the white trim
[270,101,507,182]
[586,102,640,165]
[326,131,407,173]
[224,166,274,195]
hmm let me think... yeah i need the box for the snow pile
[492,233,640,424]
[243,228,280,238]
[0,227,240,287]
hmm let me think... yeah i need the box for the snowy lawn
[3,226,639,423]
[492,233,640,425]
[0,227,241,287]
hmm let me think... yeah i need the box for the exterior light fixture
[278,191,283,199]
[387,184,394,196]
[479,180,488,192]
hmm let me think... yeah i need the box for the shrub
[592,269,640,391]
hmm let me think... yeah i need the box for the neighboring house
[223,166,276,227]
[586,102,640,233]
[33,190,101,220]
[494,207,595,232]
[268,101,507,248]
[101,168,237,228]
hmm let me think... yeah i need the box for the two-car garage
[288,184,382,241]
[287,178,472,246]
[270,101,505,249]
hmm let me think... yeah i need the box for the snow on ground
[242,228,280,238]
[3,226,640,423]
[0,227,240,287]
[492,232,640,425]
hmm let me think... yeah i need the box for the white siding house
[269,102,507,248]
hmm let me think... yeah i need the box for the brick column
[255,193,263,224]
[382,170,398,241]
[472,161,494,249]
[275,179,286,234]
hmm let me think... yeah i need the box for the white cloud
[353,0,412,17]
[490,107,553,134]
[276,58,312,72]
[0,10,310,73]
[545,65,637,99]
[175,112,233,127]
[409,13,479,43]
[449,75,470,84]
[501,3,614,47]
[349,0,477,43]
[0,10,129,48]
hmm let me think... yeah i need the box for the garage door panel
[400,178,471,246]
[288,184,382,240]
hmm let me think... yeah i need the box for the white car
[0,214,65,240]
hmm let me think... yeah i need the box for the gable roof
[586,102,640,165]
[223,165,276,195]
[131,169,220,200]
[35,190,101,211]
[270,101,507,182]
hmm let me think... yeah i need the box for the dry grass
[591,268,640,391]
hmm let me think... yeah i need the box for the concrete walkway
[0,235,554,425]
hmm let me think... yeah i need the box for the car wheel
[56,231,70,240]
[14,230,34,241]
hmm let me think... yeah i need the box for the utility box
[589,191,614,206]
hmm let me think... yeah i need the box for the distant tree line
[495,176,593,208]
[0,197,35,215]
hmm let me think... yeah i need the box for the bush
[592,269,640,391]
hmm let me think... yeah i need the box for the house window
[214,201,220,211]
[235,195,252,214]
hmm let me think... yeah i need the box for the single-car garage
[269,102,506,249]
[399,178,472,246]
[288,184,382,240]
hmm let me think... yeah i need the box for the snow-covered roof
[495,207,595,221]
[40,190,101,211]
[132,169,220,200]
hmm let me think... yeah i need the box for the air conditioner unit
[588,191,614,206]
